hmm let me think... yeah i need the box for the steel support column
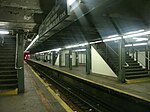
[45,53,48,62]
[135,51,138,62]
[132,47,135,59]
[17,31,24,93]
[59,50,62,67]
[43,54,45,61]
[86,45,91,75]
[38,54,41,61]
[145,46,149,70]
[52,51,56,66]
[39,54,41,61]
[118,39,126,82]
[148,36,150,75]
[44,53,46,62]
[108,14,125,82]
[69,49,72,70]
[75,52,79,67]
[49,53,51,64]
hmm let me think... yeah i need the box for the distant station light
[24,34,39,52]
[68,0,76,6]
[0,30,9,34]
[65,43,88,49]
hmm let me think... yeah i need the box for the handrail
[134,47,150,62]
[106,44,129,66]
[127,46,150,68]
[106,44,119,56]
[137,59,145,68]
[15,34,18,69]
[15,34,22,70]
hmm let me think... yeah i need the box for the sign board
[39,0,69,37]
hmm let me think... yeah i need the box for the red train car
[24,52,30,60]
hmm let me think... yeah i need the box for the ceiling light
[0,22,9,26]
[37,48,61,54]
[123,31,150,38]
[103,37,121,42]
[74,49,86,52]
[39,50,49,54]
[124,29,145,35]
[65,43,88,49]
[0,30,9,34]
[125,43,147,47]
[0,23,5,26]
[27,39,32,42]
[68,0,76,6]
[133,38,148,42]
[51,48,61,52]
[24,35,39,52]
[89,40,102,44]
[107,34,119,38]
[125,44,132,47]
[133,43,147,46]
[24,15,32,21]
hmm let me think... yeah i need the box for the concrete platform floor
[31,59,150,102]
[0,62,67,112]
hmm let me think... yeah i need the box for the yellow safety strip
[126,78,150,84]
[27,64,74,112]
[30,60,150,103]
[0,88,18,96]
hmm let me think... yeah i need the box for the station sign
[39,0,69,37]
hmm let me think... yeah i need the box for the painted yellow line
[29,60,150,103]
[0,88,18,96]
[126,78,150,84]
[27,64,74,112]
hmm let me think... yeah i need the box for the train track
[29,62,118,112]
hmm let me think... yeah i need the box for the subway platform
[30,59,150,103]
[0,62,72,112]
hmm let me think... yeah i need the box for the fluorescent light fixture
[24,35,39,52]
[74,49,86,52]
[39,50,49,54]
[133,38,148,42]
[65,43,88,49]
[0,22,9,26]
[27,39,32,42]
[107,34,119,38]
[133,43,147,46]
[125,44,132,47]
[89,40,102,44]
[123,31,150,38]
[103,37,121,42]
[0,30,9,34]
[52,48,61,52]
[68,0,76,6]
[125,43,147,47]
[124,29,144,35]
[37,48,61,54]
[80,43,88,46]
[0,23,5,26]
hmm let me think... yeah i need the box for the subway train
[24,52,30,60]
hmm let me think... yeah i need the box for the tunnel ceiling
[29,0,150,53]
[0,0,149,53]
[0,0,55,33]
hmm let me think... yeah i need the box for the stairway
[0,36,18,94]
[93,43,150,83]
[125,54,149,82]
[93,42,119,75]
